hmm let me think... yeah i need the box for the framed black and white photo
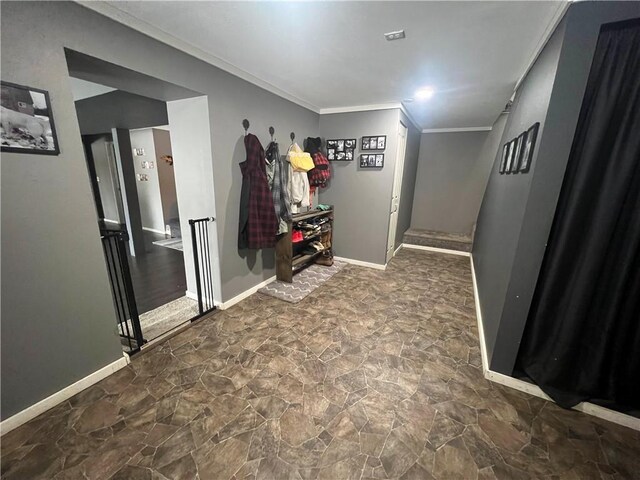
[511,132,526,173]
[499,142,510,174]
[326,138,355,161]
[360,153,384,168]
[361,135,386,151]
[504,139,517,174]
[1,81,59,155]
[520,123,539,173]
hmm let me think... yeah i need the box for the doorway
[67,50,220,353]
[387,122,408,263]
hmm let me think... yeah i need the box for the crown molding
[399,104,422,132]
[319,103,403,115]
[76,1,321,113]
[422,126,493,134]
[514,1,571,93]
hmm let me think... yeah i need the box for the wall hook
[242,119,250,135]
[290,132,295,143]
[269,126,275,141]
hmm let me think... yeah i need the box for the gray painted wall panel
[411,131,490,235]
[0,1,318,418]
[318,109,400,266]
[74,90,168,135]
[472,20,566,367]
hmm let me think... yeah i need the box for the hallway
[1,250,639,479]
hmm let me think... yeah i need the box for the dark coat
[238,134,278,249]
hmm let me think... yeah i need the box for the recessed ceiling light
[384,30,405,41]
[415,87,435,100]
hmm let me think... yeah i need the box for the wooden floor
[127,231,187,316]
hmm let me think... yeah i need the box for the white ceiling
[69,77,116,101]
[85,1,567,129]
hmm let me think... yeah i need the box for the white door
[387,122,408,263]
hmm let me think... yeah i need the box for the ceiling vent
[384,30,406,41]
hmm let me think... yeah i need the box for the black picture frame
[499,142,509,174]
[520,122,539,173]
[1,81,60,155]
[361,135,386,151]
[511,132,527,173]
[360,153,384,168]
[327,138,355,161]
[504,139,517,174]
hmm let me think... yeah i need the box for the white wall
[167,97,222,305]
[153,129,179,224]
[129,129,165,233]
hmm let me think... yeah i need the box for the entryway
[66,49,220,353]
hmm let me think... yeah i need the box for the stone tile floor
[2,250,639,479]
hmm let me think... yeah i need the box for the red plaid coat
[238,134,278,249]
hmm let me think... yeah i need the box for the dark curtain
[517,19,640,409]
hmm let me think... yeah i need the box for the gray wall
[318,109,401,266]
[154,129,178,224]
[411,131,490,235]
[0,0,318,419]
[395,111,421,249]
[473,1,640,374]
[130,128,166,233]
[74,90,168,135]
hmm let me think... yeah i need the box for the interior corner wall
[0,0,319,419]
[318,109,401,266]
[74,90,168,136]
[129,128,166,233]
[473,1,640,375]
[410,131,490,236]
[395,112,421,249]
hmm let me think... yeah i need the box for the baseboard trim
[469,254,640,432]
[219,276,277,310]
[0,353,130,436]
[143,227,167,235]
[103,218,120,224]
[334,256,387,271]
[402,243,471,257]
[394,244,403,256]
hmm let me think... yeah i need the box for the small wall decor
[520,123,539,173]
[504,139,517,174]
[0,81,59,155]
[136,173,149,182]
[133,147,145,156]
[360,153,384,168]
[498,122,540,175]
[326,138,355,161]
[362,135,386,151]
[141,160,154,169]
[511,132,526,173]
[499,142,510,174]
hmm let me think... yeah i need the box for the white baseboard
[394,244,403,256]
[103,218,120,224]
[143,227,167,235]
[334,256,387,271]
[469,254,640,432]
[402,243,471,257]
[0,353,130,436]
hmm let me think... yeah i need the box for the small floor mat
[258,260,347,303]
[152,238,184,251]
[139,296,198,341]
